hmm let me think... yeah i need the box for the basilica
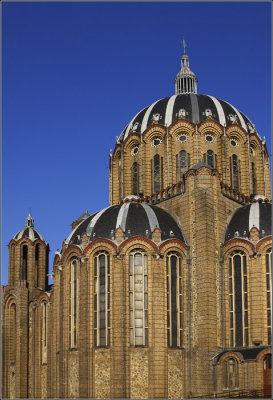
[1,44,272,399]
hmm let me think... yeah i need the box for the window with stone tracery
[94,251,110,346]
[166,252,182,347]
[176,150,190,182]
[228,251,248,347]
[266,249,272,344]
[129,250,148,346]
[251,162,257,195]
[132,161,139,195]
[230,154,239,191]
[70,259,78,348]
[151,154,163,193]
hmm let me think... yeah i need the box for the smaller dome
[13,212,44,242]
[224,202,271,243]
[66,202,185,246]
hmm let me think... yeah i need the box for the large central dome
[118,44,257,144]
[119,93,256,143]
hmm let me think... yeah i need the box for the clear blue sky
[1,1,272,285]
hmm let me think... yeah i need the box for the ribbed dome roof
[13,228,43,241]
[119,93,257,143]
[66,202,185,246]
[13,212,43,242]
[224,201,271,243]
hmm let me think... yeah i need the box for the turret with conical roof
[175,39,198,94]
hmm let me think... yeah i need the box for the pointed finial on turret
[25,211,34,228]
[182,38,187,54]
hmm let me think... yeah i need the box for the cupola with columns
[174,39,198,94]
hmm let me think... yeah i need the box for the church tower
[2,213,49,398]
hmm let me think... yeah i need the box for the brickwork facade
[1,52,272,399]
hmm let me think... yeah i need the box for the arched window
[152,154,163,193]
[224,358,239,389]
[132,162,138,195]
[251,162,257,195]
[207,149,214,168]
[166,252,182,347]
[35,244,40,287]
[266,249,272,344]
[21,245,28,281]
[230,154,239,191]
[129,250,148,346]
[41,301,47,363]
[94,252,110,346]
[228,251,248,347]
[70,259,78,348]
[10,303,16,363]
[176,150,190,182]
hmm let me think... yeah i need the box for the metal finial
[182,38,187,54]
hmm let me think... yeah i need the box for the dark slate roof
[13,227,43,241]
[119,94,257,143]
[224,202,272,243]
[65,203,185,245]
[215,346,271,362]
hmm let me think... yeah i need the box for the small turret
[8,212,49,290]
[25,211,34,227]
[175,39,198,94]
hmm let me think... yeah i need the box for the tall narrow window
[70,259,78,348]
[129,251,148,346]
[176,150,190,182]
[132,162,138,195]
[207,149,214,168]
[10,303,16,363]
[232,154,239,191]
[224,358,238,389]
[228,251,248,347]
[35,244,40,287]
[166,252,182,347]
[21,245,28,281]
[266,249,272,344]
[251,162,257,195]
[153,154,160,193]
[41,301,47,363]
[94,252,110,346]
[9,244,15,286]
